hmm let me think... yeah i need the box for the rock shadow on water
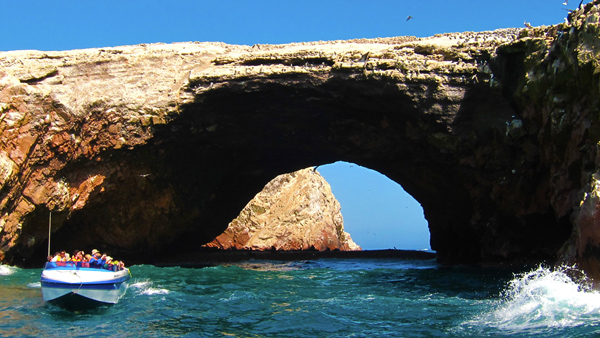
[152,248,437,268]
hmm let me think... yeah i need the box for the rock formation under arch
[204,167,360,251]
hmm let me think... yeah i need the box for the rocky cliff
[3,1,600,276]
[204,168,360,251]
[0,32,520,267]
[505,2,600,279]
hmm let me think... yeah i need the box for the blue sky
[1,0,581,51]
[1,0,588,250]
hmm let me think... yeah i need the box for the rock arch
[1,4,600,273]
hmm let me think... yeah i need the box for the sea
[2,258,600,337]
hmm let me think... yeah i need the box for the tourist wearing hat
[89,250,106,268]
[104,256,113,270]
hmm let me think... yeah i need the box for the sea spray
[130,280,170,295]
[463,265,600,336]
[0,264,15,275]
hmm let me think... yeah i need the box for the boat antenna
[47,211,51,258]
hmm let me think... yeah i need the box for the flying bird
[563,0,567,5]
[406,16,413,21]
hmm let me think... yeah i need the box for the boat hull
[41,262,130,309]
[42,289,126,311]
[41,278,129,304]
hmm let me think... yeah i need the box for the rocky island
[2,1,600,279]
[205,168,360,252]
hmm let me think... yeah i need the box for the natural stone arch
[0,13,594,271]
[163,69,496,263]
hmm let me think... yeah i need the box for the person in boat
[49,251,61,262]
[78,250,88,262]
[88,250,107,268]
[51,251,66,262]
[104,256,114,270]
[113,260,125,269]
[72,250,84,262]
[106,257,126,271]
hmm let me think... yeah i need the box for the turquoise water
[2,259,600,337]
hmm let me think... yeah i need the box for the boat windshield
[43,261,124,271]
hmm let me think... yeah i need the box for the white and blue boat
[40,261,130,309]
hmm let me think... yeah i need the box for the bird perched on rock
[524,21,532,28]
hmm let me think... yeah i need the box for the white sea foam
[468,265,600,334]
[130,280,170,295]
[142,288,170,295]
[0,264,15,275]
[130,281,151,289]
[28,282,41,288]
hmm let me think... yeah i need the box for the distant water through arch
[317,161,430,251]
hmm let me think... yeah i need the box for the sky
[0,0,589,250]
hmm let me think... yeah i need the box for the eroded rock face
[0,31,548,267]
[504,1,600,280]
[205,168,360,251]
[1,1,600,274]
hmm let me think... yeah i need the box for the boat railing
[43,261,124,271]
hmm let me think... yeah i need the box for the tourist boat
[40,261,130,309]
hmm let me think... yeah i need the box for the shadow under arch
[21,53,571,268]
[146,73,480,264]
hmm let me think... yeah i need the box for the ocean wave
[235,261,305,271]
[0,264,16,275]
[141,288,170,295]
[464,265,600,335]
[130,280,170,295]
[130,281,151,289]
